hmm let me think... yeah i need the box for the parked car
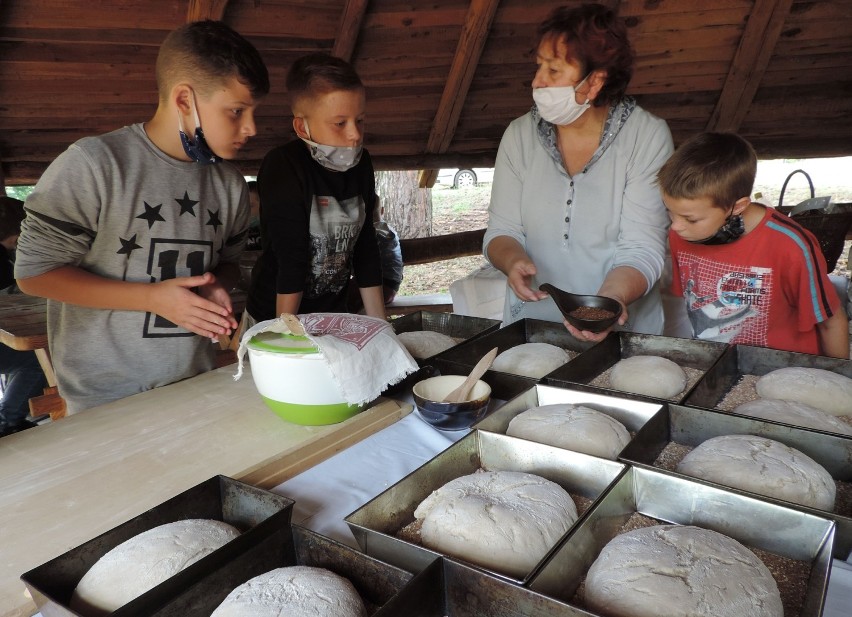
[436,168,494,188]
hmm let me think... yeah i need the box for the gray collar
[532,96,636,174]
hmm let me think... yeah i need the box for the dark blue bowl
[412,375,491,431]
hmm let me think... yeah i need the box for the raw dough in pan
[414,470,576,578]
[491,343,571,379]
[609,355,686,399]
[506,403,630,460]
[585,524,783,617]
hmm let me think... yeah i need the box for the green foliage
[5,186,34,201]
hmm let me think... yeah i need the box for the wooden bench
[385,292,453,316]
[29,386,66,421]
[382,228,485,316]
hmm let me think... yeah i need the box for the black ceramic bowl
[540,283,622,333]
[412,375,491,431]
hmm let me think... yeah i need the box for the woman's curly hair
[537,3,635,106]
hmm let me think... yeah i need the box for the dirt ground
[396,184,491,296]
[397,164,852,297]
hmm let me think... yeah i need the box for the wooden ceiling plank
[706,0,794,132]
[186,0,230,23]
[332,0,370,62]
[419,0,501,187]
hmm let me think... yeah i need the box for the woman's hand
[564,300,628,343]
[505,256,548,302]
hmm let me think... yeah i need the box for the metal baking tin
[373,557,589,617]
[473,384,665,460]
[147,524,414,616]
[428,318,596,382]
[543,331,728,404]
[620,403,852,559]
[21,475,294,617]
[344,430,626,584]
[391,311,501,352]
[528,466,836,617]
[682,343,852,410]
[384,311,501,395]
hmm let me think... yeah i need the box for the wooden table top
[0,364,411,617]
[0,294,47,352]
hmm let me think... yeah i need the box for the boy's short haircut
[156,20,269,100]
[657,132,757,208]
[0,196,25,241]
[286,53,363,113]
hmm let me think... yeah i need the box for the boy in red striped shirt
[657,132,848,358]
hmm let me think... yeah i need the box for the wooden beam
[186,0,230,22]
[418,0,501,188]
[374,152,497,171]
[332,0,370,62]
[705,0,794,132]
[400,229,486,265]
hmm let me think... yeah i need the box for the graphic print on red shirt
[678,255,770,345]
[669,207,839,356]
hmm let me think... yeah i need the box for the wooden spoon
[443,347,498,403]
[280,312,306,336]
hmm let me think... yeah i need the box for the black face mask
[688,210,745,246]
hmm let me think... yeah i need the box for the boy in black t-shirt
[246,54,384,321]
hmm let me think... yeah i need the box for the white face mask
[300,119,362,172]
[532,75,591,126]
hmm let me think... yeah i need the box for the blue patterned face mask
[178,90,221,165]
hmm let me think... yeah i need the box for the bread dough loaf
[734,399,852,436]
[506,403,630,460]
[211,566,366,617]
[414,470,577,578]
[71,519,241,615]
[609,355,686,399]
[397,331,457,359]
[676,434,835,510]
[585,525,783,617]
[491,343,571,378]
[756,367,852,416]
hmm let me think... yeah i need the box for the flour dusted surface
[756,367,852,416]
[396,331,458,359]
[609,355,686,399]
[734,399,852,436]
[210,566,366,617]
[506,404,630,460]
[70,519,240,616]
[491,343,571,378]
[413,470,577,578]
[676,434,836,510]
[585,524,783,617]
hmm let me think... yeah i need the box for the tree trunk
[375,170,432,239]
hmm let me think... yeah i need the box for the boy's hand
[150,273,238,339]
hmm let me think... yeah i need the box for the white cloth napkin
[235,313,418,406]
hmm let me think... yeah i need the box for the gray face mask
[300,120,362,172]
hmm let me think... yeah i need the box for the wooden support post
[29,386,66,421]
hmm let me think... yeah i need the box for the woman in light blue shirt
[484,3,673,341]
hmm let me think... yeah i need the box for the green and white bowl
[247,331,362,425]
